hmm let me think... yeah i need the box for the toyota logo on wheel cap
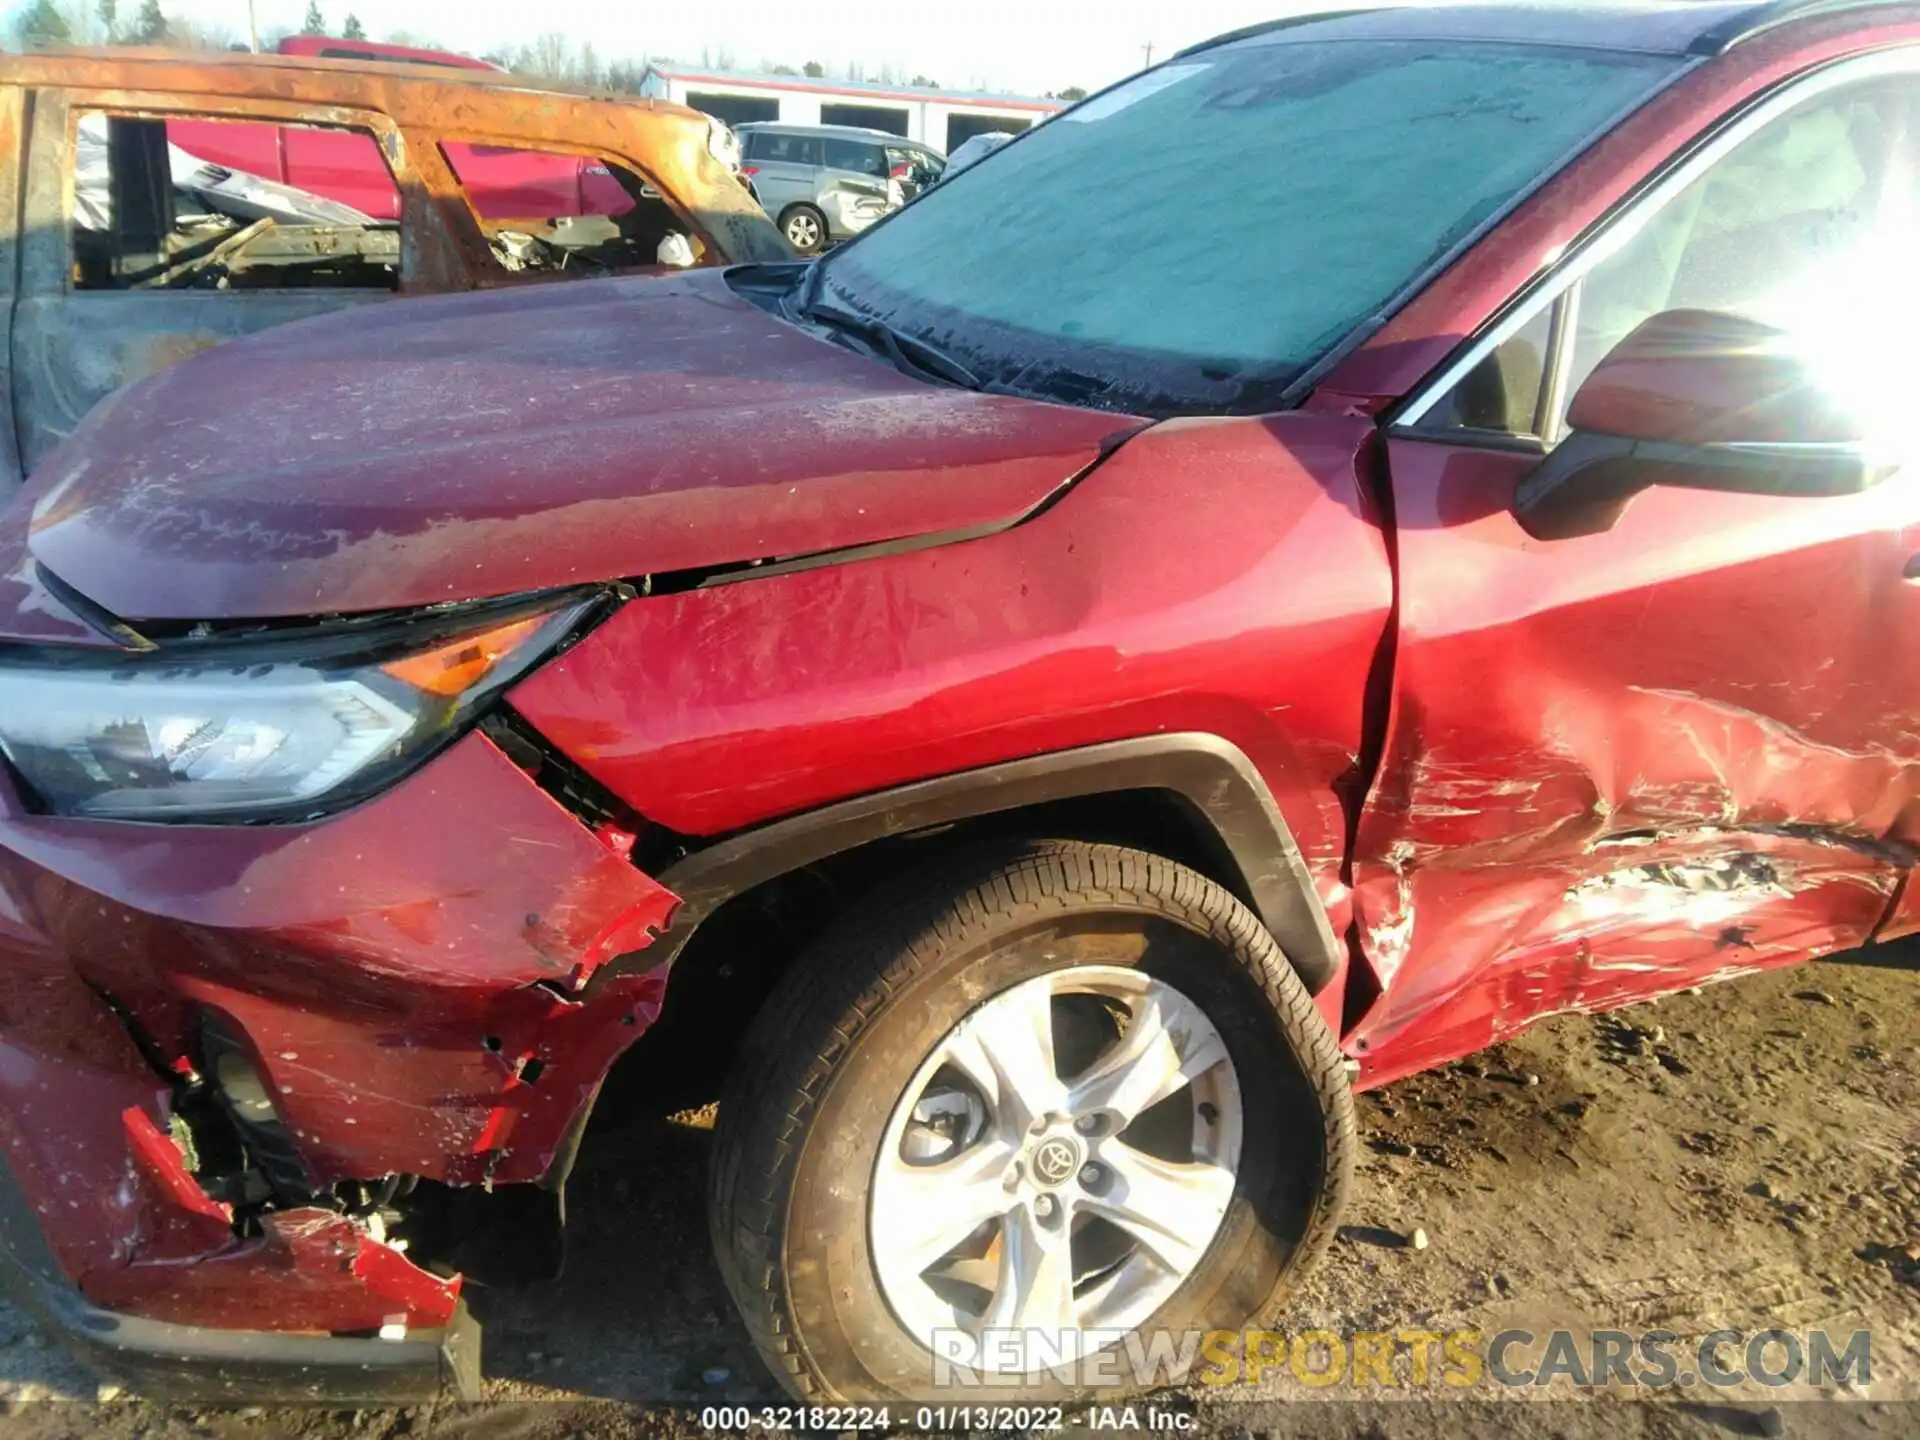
[1032,1136,1080,1188]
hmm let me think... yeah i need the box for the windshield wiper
[803,298,982,391]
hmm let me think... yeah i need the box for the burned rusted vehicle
[0,47,787,486]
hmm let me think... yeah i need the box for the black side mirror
[1514,309,1896,540]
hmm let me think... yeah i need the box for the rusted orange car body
[0,48,789,485]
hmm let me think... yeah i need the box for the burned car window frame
[68,105,408,294]
[2,53,787,485]
[27,87,444,300]
[429,135,719,279]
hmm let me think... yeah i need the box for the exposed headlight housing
[0,592,597,822]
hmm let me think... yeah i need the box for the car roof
[737,122,912,142]
[20,44,655,102]
[1180,0,1920,60]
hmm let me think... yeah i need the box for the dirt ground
[1,944,1913,1439]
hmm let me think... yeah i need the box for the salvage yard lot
[1,949,1912,1438]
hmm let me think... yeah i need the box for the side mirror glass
[1513,309,1896,539]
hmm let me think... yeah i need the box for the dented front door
[1349,441,1920,1079]
[1346,59,1920,1080]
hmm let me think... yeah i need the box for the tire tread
[708,840,1354,1401]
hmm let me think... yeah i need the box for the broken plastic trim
[32,563,156,652]
[477,708,691,875]
[198,1013,318,1207]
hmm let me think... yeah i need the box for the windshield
[816,39,1675,415]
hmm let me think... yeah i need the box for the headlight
[0,593,595,822]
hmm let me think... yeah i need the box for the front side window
[1419,71,1920,441]
[818,39,1674,416]
[1563,76,1916,415]
[823,137,887,177]
[1423,304,1556,438]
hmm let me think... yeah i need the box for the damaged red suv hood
[23,270,1142,622]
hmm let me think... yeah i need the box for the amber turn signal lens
[380,614,551,698]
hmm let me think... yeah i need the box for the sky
[149,0,1340,96]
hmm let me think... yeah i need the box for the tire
[780,203,828,254]
[709,840,1354,1404]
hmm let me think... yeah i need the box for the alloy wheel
[786,212,822,249]
[869,965,1243,1374]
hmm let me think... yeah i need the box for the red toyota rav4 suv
[0,0,1914,1406]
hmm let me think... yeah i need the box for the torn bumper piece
[0,1145,480,1403]
[0,728,680,1395]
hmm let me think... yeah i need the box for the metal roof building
[638,66,1063,153]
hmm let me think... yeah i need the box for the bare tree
[167,14,239,49]
[129,0,165,43]
[604,59,647,93]
[522,31,572,80]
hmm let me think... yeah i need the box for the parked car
[4,0,1918,1408]
[887,139,947,198]
[0,47,785,487]
[942,129,1016,176]
[738,121,929,251]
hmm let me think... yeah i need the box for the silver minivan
[739,123,942,253]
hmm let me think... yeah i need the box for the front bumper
[0,727,679,1392]
[0,1144,479,1402]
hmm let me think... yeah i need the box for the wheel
[780,203,827,254]
[710,840,1354,1403]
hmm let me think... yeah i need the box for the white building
[638,66,1063,154]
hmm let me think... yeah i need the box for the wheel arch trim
[650,732,1344,994]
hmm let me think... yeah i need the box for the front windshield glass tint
[819,39,1674,415]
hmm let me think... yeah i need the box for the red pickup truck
[168,36,636,221]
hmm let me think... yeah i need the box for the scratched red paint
[24,271,1139,623]
[83,1205,460,1333]
[0,733,673,1321]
